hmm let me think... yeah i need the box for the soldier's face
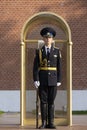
[43,37,53,46]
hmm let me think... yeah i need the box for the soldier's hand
[57,82,61,87]
[34,81,40,88]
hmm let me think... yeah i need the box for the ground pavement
[0,113,87,130]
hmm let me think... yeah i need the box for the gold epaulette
[54,46,59,49]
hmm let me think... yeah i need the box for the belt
[39,67,57,70]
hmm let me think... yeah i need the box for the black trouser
[39,85,57,125]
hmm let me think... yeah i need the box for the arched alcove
[21,12,73,127]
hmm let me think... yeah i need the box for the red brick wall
[0,0,87,90]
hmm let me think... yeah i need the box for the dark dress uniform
[33,27,62,129]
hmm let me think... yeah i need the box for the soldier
[33,27,62,129]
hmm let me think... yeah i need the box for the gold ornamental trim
[39,67,57,70]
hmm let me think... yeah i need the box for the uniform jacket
[33,45,62,86]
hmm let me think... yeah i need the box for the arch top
[21,12,72,44]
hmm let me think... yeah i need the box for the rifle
[36,88,39,128]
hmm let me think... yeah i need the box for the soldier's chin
[47,42,51,45]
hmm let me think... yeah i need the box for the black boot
[47,104,56,129]
[39,103,47,129]
[39,120,46,129]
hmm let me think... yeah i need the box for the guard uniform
[33,27,62,129]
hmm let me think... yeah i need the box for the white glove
[34,81,40,88]
[57,82,61,87]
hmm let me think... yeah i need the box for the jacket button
[48,60,50,63]
[48,72,50,75]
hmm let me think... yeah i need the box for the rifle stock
[36,88,39,128]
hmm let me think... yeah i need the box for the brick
[0,0,87,90]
